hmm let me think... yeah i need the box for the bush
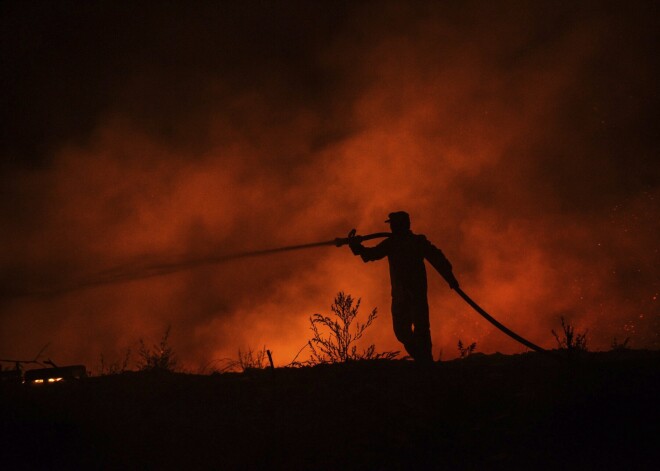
[552,316,588,352]
[307,291,398,364]
[98,348,132,375]
[457,339,477,358]
[237,346,268,370]
[610,337,631,351]
[221,346,269,372]
[137,326,177,372]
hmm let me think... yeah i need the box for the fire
[0,3,658,369]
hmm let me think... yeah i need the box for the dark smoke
[1,1,658,368]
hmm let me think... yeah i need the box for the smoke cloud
[1,1,658,368]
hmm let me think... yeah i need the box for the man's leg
[391,297,415,358]
[411,296,433,363]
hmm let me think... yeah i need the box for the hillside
[2,350,659,470]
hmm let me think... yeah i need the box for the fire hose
[336,232,548,355]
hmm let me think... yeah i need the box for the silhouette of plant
[457,339,477,358]
[307,291,398,364]
[137,326,177,372]
[98,348,132,375]
[230,346,268,372]
[610,337,631,351]
[215,346,270,373]
[552,316,588,352]
[238,346,268,370]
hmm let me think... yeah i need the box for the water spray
[12,232,393,298]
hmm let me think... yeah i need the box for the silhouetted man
[347,211,459,363]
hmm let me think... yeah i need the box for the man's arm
[348,233,388,262]
[422,237,460,289]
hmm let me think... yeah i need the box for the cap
[385,211,410,224]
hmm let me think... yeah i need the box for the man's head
[385,211,411,234]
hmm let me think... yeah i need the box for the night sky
[1,1,658,370]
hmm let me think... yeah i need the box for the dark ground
[1,350,658,470]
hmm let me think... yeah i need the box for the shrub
[137,326,177,372]
[552,316,588,352]
[237,346,268,370]
[228,346,268,372]
[214,346,272,373]
[457,339,477,358]
[610,337,631,351]
[307,291,398,364]
[98,348,132,375]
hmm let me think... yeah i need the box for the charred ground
[2,350,658,470]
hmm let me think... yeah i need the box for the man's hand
[347,229,364,256]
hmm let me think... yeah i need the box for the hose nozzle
[335,230,391,247]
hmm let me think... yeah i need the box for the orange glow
[31,377,64,385]
[0,3,658,370]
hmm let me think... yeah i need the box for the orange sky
[1,1,658,370]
